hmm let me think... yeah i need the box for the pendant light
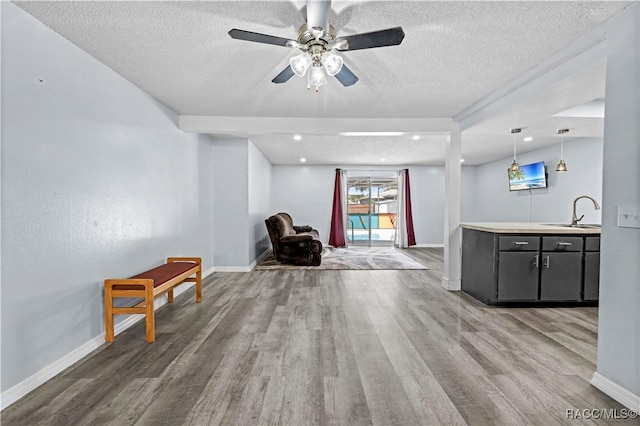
[556,128,569,173]
[509,128,522,173]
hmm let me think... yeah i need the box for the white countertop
[461,222,601,234]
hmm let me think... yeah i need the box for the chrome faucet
[572,195,601,226]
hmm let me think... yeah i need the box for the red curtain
[404,169,417,246]
[329,168,346,247]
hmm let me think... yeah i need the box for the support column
[442,123,462,291]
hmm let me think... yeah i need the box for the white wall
[271,165,448,245]
[248,141,272,262]
[1,2,215,394]
[462,137,603,224]
[596,1,640,402]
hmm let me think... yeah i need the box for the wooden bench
[104,257,202,343]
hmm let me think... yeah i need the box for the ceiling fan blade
[334,64,358,87]
[307,0,331,31]
[335,27,405,51]
[272,66,295,84]
[228,29,295,47]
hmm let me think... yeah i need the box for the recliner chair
[265,213,322,266]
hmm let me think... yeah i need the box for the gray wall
[460,166,478,223]
[271,166,335,243]
[597,2,640,397]
[1,2,215,393]
[462,138,603,224]
[212,138,249,267]
[271,165,449,245]
[248,141,272,261]
[212,138,272,268]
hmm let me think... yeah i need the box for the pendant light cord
[510,128,521,160]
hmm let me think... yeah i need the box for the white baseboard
[0,332,105,411]
[251,248,270,270]
[413,244,445,248]
[212,249,270,273]
[441,276,461,291]
[213,266,252,272]
[591,372,640,411]
[0,267,215,411]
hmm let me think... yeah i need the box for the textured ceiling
[15,1,631,164]
[255,133,449,165]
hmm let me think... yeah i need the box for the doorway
[347,175,398,246]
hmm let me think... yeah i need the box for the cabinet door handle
[513,241,529,245]
[533,254,539,268]
[544,255,550,268]
[557,242,572,246]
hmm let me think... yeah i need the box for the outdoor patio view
[347,176,398,245]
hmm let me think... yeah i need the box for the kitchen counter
[461,222,601,235]
[461,223,601,305]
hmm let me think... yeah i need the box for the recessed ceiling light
[523,136,533,142]
[412,135,420,140]
[293,134,302,141]
[380,158,386,162]
[340,132,405,137]
[300,158,306,163]
[460,159,465,163]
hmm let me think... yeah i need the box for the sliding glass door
[347,175,398,246]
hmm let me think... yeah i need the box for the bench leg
[104,285,114,343]
[196,269,202,303]
[167,289,174,303]
[145,285,155,343]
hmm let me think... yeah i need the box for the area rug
[255,246,429,270]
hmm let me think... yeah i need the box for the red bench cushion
[113,262,197,290]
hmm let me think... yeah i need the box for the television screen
[508,161,547,191]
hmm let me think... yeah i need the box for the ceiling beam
[179,116,454,137]
[454,20,608,131]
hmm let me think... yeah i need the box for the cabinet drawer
[585,236,600,252]
[542,236,583,252]
[499,236,539,251]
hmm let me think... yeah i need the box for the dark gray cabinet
[498,252,539,300]
[584,236,601,301]
[462,228,599,305]
[540,237,583,301]
[496,236,540,301]
[540,252,583,301]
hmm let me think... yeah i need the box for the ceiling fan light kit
[309,64,328,90]
[290,53,312,76]
[323,53,343,76]
[228,0,405,92]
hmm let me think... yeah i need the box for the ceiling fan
[228,0,405,91]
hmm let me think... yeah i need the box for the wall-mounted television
[508,161,548,191]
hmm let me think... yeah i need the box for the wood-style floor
[2,248,632,425]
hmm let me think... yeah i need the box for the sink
[544,224,601,229]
